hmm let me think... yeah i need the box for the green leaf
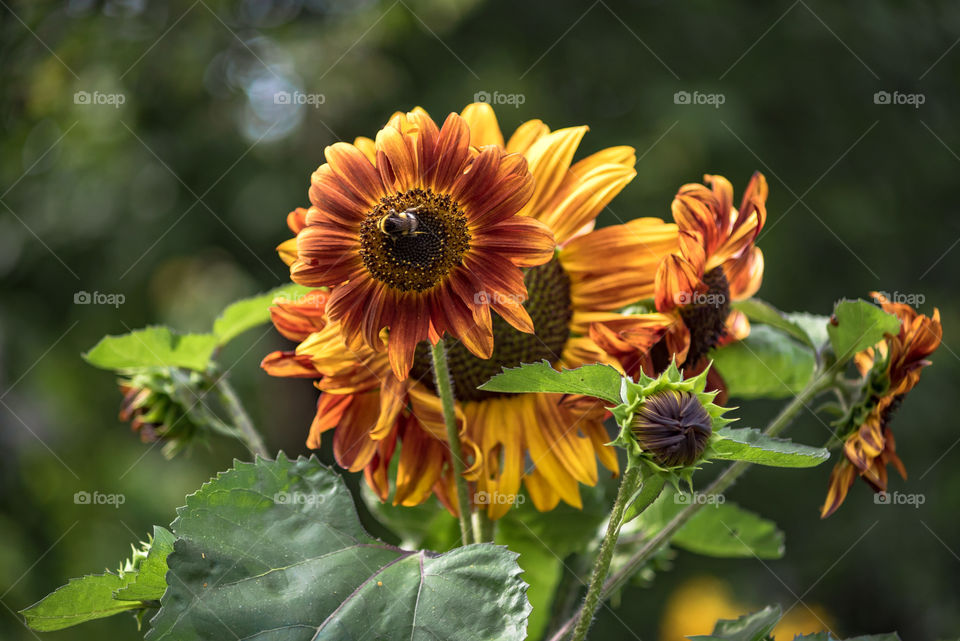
[713,427,830,468]
[733,299,821,350]
[637,488,784,559]
[478,361,622,404]
[147,454,531,641]
[689,605,781,640]
[710,325,816,399]
[212,284,312,345]
[21,573,142,632]
[784,312,831,351]
[827,299,900,365]
[84,326,219,372]
[115,526,175,602]
[796,635,902,641]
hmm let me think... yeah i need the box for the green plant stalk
[431,340,474,546]
[550,370,835,640]
[216,378,270,459]
[569,465,643,641]
[473,509,496,543]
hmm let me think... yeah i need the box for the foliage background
[1,0,958,639]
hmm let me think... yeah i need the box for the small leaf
[21,573,142,632]
[827,299,900,365]
[147,455,531,641]
[713,427,830,468]
[784,312,831,351]
[84,327,219,372]
[115,526,175,602]
[212,284,313,345]
[638,488,784,559]
[733,299,820,350]
[479,361,622,404]
[689,605,782,641]
[710,325,816,399]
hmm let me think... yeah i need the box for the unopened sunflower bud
[631,390,712,467]
[118,369,208,456]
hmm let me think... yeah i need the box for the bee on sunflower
[590,173,767,396]
[263,103,678,518]
[820,292,942,517]
[277,107,557,380]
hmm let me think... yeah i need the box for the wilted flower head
[821,293,942,517]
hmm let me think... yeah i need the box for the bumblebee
[377,206,425,240]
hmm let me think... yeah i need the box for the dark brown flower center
[678,266,731,367]
[409,258,572,402]
[631,390,712,467]
[359,188,471,292]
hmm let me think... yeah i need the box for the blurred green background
[2,0,958,639]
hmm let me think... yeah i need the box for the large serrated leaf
[212,284,313,345]
[710,325,816,399]
[827,299,901,365]
[478,361,622,404]
[20,573,142,631]
[713,427,830,468]
[84,326,219,372]
[147,455,531,641]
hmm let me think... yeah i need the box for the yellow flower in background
[659,576,833,641]
[264,103,679,518]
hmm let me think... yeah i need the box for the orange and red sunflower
[820,293,942,517]
[280,108,556,379]
[590,173,767,390]
[263,103,678,518]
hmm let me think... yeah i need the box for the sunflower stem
[430,340,474,546]
[569,465,643,641]
[473,509,496,543]
[216,377,270,459]
[550,369,837,641]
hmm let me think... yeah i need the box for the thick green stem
[430,340,474,546]
[216,378,270,459]
[473,509,496,543]
[569,466,643,641]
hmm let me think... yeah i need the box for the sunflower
[590,173,767,390]
[820,293,942,518]
[263,103,678,518]
[279,108,556,380]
